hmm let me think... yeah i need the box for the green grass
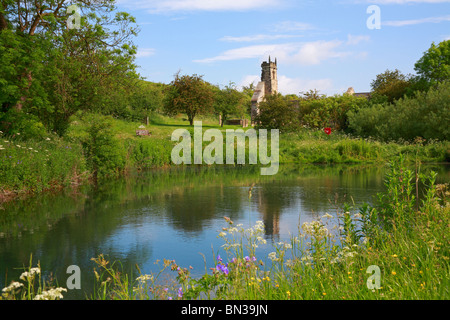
[1,112,449,198]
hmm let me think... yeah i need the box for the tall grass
[0,132,87,195]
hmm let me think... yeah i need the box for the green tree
[414,40,450,85]
[163,73,214,126]
[256,93,300,132]
[213,83,245,127]
[0,1,139,135]
[370,69,411,103]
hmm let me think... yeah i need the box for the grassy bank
[1,112,449,200]
[2,156,448,300]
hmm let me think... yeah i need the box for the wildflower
[33,287,67,300]
[216,264,229,275]
[218,232,226,237]
[391,254,398,258]
[177,287,183,298]
[46,138,51,141]
[20,267,40,281]
[268,252,278,261]
[256,236,266,244]
[322,292,326,296]
[136,274,153,282]
[2,281,23,294]
[322,213,333,219]
[391,271,396,276]
[217,255,222,262]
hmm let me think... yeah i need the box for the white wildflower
[136,274,153,282]
[33,287,67,300]
[19,267,40,281]
[228,227,238,233]
[256,236,266,244]
[268,252,279,261]
[354,213,363,219]
[2,281,23,293]
[285,259,295,268]
[218,232,227,237]
[45,138,51,141]
[321,213,333,219]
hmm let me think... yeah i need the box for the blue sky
[115,0,450,96]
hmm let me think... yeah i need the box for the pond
[0,163,448,299]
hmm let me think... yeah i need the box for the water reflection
[0,163,448,299]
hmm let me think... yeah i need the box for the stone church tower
[251,56,278,124]
[261,56,278,95]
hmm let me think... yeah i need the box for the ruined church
[251,56,278,125]
[249,57,369,125]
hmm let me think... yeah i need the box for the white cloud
[136,48,156,57]
[220,34,302,43]
[346,34,370,45]
[278,75,334,95]
[116,0,285,13]
[194,44,285,63]
[272,21,315,32]
[363,0,449,3]
[383,15,450,26]
[194,40,352,65]
[239,75,260,88]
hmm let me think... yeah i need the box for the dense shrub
[256,93,300,132]
[0,109,48,140]
[81,114,127,180]
[298,94,368,131]
[348,81,450,142]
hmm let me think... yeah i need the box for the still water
[0,163,448,299]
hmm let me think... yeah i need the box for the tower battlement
[260,56,278,95]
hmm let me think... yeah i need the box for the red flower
[324,127,332,135]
